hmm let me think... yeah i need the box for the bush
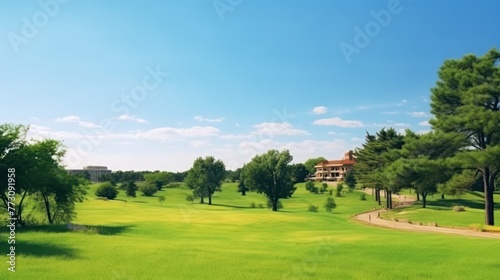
[166,182,182,188]
[308,205,319,212]
[258,203,264,208]
[336,183,344,197]
[453,205,466,212]
[324,196,337,212]
[319,183,328,194]
[305,181,319,194]
[329,189,333,196]
[360,193,367,201]
[250,202,256,208]
[139,182,158,196]
[95,182,118,200]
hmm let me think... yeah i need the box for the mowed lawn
[382,191,500,227]
[1,183,500,280]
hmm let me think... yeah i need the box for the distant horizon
[2,0,499,172]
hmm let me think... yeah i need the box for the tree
[185,156,226,205]
[305,180,318,194]
[304,157,326,175]
[95,182,119,200]
[344,169,357,191]
[237,180,249,196]
[124,181,138,198]
[290,163,309,184]
[158,196,166,206]
[336,183,344,197]
[430,48,500,225]
[139,182,158,196]
[324,196,337,212]
[354,128,405,208]
[186,194,194,204]
[242,150,296,211]
[144,172,173,191]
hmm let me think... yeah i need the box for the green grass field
[381,191,500,228]
[1,183,500,280]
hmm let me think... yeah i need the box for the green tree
[305,180,318,194]
[139,182,158,196]
[237,180,249,196]
[344,169,357,191]
[430,48,500,225]
[158,195,166,206]
[324,196,337,212]
[95,182,119,200]
[290,163,309,183]
[243,150,296,211]
[304,157,326,175]
[336,183,344,197]
[124,181,138,198]
[185,156,226,205]
[144,172,173,191]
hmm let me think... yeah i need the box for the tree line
[354,48,500,225]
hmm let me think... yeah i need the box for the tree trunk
[376,189,381,205]
[200,197,204,204]
[421,192,427,208]
[441,194,445,199]
[272,199,278,212]
[42,194,53,224]
[241,190,246,196]
[484,167,495,225]
[16,190,28,226]
[416,192,420,201]
[208,195,212,205]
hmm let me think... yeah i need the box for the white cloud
[382,111,399,115]
[409,112,428,118]
[312,106,328,115]
[252,122,309,136]
[393,122,410,127]
[134,126,220,140]
[55,115,100,128]
[194,116,225,123]
[313,117,364,128]
[117,114,148,123]
[327,132,350,136]
[419,121,431,127]
[190,140,210,148]
[220,134,253,140]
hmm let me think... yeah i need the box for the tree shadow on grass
[18,224,134,236]
[426,199,500,210]
[18,241,79,259]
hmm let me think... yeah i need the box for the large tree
[242,150,296,211]
[290,163,309,184]
[143,171,173,191]
[304,157,326,175]
[430,48,500,225]
[354,128,405,208]
[185,156,226,205]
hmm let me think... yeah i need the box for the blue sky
[1,0,499,172]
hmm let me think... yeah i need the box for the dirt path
[354,188,500,239]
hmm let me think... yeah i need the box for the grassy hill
[1,182,500,279]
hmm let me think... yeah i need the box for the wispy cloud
[382,111,400,115]
[252,122,309,136]
[55,115,100,128]
[117,114,148,123]
[419,120,431,127]
[312,106,328,115]
[408,112,428,118]
[313,117,364,128]
[194,116,225,123]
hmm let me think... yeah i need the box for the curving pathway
[354,189,500,239]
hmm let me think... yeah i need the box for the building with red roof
[311,150,356,182]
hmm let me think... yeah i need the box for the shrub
[258,203,264,208]
[336,183,344,197]
[319,183,328,194]
[166,182,182,188]
[139,182,158,196]
[308,205,319,212]
[360,193,367,201]
[453,205,466,212]
[124,181,138,198]
[305,181,318,194]
[329,189,333,196]
[250,202,256,208]
[95,182,118,200]
[324,196,337,212]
